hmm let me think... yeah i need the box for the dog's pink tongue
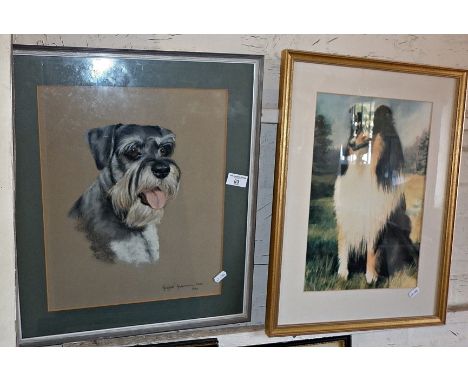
[143,189,167,209]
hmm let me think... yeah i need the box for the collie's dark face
[348,117,372,153]
[346,104,397,156]
[347,110,372,156]
[342,104,405,191]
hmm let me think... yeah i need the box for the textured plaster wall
[1,34,468,346]
[0,34,16,346]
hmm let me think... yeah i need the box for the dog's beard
[108,163,180,228]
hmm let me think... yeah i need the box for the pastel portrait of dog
[305,94,432,291]
[69,123,181,265]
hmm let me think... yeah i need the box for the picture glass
[267,52,464,336]
[305,93,432,291]
[14,50,259,342]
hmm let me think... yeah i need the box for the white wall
[2,34,468,346]
[0,34,16,346]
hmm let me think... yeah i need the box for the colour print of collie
[304,93,432,291]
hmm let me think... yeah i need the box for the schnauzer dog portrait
[69,123,181,265]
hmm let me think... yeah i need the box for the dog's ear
[374,105,392,126]
[87,124,122,170]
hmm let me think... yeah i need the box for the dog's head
[88,123,180,228]
[347,102,374,156]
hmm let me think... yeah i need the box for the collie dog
[334,104,416,284]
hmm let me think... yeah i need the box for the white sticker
[226,173,248,188]
[408,287,420,298]
[213,271,227,283]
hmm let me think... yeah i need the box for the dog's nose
[152,162,170,179]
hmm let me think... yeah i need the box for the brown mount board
[37,86,227,311]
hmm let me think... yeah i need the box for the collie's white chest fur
[334,163,403,251]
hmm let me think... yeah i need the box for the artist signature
[162,282,204,291]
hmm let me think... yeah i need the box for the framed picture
[13,45,263,345]
[266,50,467,336]
[252,335,351,347]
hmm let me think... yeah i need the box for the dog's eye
[159,144,173,157]
[125,147,141,161]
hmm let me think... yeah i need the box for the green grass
[309,174,337,200]
[304,196,418,291]
[305,196,340,290]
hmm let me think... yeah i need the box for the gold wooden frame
[266,50,467,337]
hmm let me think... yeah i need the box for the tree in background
[312,114,333,175]
[403,129,430,175]
[416,130,430,175]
